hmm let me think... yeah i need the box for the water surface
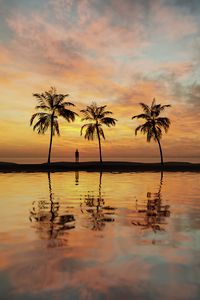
[0,172,200,299]
[1,156,200,163]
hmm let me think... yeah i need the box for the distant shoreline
[0,161,200,172]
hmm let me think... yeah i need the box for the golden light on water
[0,171,200,298]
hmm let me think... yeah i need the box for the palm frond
[154,126,162,140]
[80,107,94,120]
[139,103,151,114]
[35,105,50,111]
[30,113,38,126]
[151,102,171,117]
[81,123,96,140]
[98,126,105,140]
[135,125,143,136]
[159,104,171,111]
[88,104,98,119]
[81,116,94,122]
[53,119,60,136]
[61,101,75,107]
[132,113,150,120]
[135,122,154,142]
[44,91,55,109]
[101,110,113,116]
[33,93,48,107]
[80,123,91,136]
[30,112,48,126]
[54,94,69,106]
[156,117,171,132]
[151,98,156,108]
[97,105,107,118]
[147,128,154,142]
[58,108,78,122]
[101,117,117,127]
[32,114,51,134]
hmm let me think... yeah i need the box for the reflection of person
[75,149,79,162]
[75,171,79,185]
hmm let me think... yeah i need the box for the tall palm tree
[80,102,117,163]
[132,99,171,166]
[30,87,77,164]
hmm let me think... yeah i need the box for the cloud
[187,83,200,108]
[0,0,199,159]
[7,0,148,66]
[150,0,198,40]
[171,0,200,14]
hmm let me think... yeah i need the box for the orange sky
[0,0,200,161]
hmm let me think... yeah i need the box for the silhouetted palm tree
[30,87,77,164]
[132,99,171,166]
[80,102,117,163]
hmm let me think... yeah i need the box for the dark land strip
[0,161,200,173]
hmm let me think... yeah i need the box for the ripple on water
[0,171,200,300]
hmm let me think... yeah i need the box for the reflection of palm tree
[30,87,77,164]
[98,172,102,206]
[29,172,75,246]
[80,172,116,230]
[132,99,171,166]
[157,170,163,197]
[80,102,117,163]
[47,172,60,239]
[132,172,170,232]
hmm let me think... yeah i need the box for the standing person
[75,149,79,162]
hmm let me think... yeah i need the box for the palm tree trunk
[153,123,164,167]
[96,126,102,163]
[48,114,54,164]
[156,137,164,166]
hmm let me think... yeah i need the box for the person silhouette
[75,149,79,162]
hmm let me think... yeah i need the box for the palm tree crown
[30,87,77,164]
[132,98,171,165]
[80,102,117,162]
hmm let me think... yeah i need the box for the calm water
[0,172,200,300]
[0,156,200,163]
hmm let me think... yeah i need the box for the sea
[0,156,199,164]
[0,171,200,299]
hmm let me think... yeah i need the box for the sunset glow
[0,0,200,161]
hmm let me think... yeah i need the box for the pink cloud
[0,0,199,159]
[159,62,194,78]
[151,0,198,40]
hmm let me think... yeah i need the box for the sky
[0,0,200,161]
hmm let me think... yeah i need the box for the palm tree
[80,102,117,163]
[30,87,77,164]
[132,99,171,166]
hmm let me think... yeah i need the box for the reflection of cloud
[9,249,151,297]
